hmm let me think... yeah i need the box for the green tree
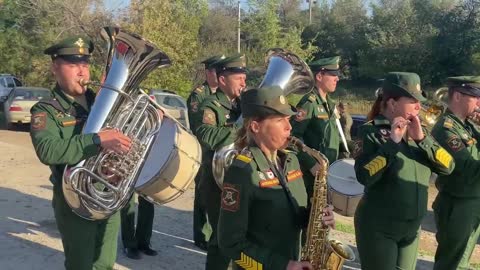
[125,0,208,97]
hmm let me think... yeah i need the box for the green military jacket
[218,145,308,270]
[354,114,454,220]
[291,90,341,167]
[30,85,99,185]
[186,82,214,133]
[431,110,480,198]
[194,90,241,154]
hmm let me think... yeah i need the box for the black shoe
[138,245,158,256]
[124,247,141,260]
[194,241,208,251]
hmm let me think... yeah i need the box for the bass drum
[327,158,364,217]
[135,116,202,204]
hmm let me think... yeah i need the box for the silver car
[3,87,51,129]
[149,90,190,129]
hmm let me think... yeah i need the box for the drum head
[135,117,177,187]
[328,158,364,196]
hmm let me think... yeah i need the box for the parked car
[3,87,51,129]
[0,74,23,101]
[149,89,190,129]
[351,114,368,139]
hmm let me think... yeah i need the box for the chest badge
[225,114,230,119]
[266,170,275,179]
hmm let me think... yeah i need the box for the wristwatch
[92,133,102,146]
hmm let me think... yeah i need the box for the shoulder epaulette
[194,86,204,94]
[231,153,253,168]
[308,94,316,102]
[443,118,454,129]
[213,100,221,107]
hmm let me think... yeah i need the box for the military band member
[290,56,343,199]
[431,76,480,270]
[354,72,454,270]
[218,85,335,270]
[194,53,247,270]
[120,194,157,259]
[30,36,132,270]
[188,55,224,250]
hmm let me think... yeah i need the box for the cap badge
[416,84,421,92]
[75,38,85,48]
[279,95,286,104]
[78,47,85,54]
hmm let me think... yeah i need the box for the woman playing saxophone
[217,85,334,270]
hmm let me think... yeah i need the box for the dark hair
[367,91,401,121]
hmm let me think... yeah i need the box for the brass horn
[420,87,448,127]
[212,48,315,187]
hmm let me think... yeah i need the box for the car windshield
[14,89,51,101]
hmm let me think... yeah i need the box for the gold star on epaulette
[308,94,316,102]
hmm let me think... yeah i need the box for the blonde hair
[234,118,255,150]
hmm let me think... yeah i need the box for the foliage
[1,0,480,98]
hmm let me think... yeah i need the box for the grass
[334,220,355,235]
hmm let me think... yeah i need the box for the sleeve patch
[447,136,465,152]
[364,156,386,176]
[190,101,199,112]
[435,148,453,168]
[234,252,263,270]
[202,109,217,125]
[31,112,47,130]
[221,183,241,212]
[295,108,306,122]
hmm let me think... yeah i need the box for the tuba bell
[63,27,201,220]
[212,48,314,187]
[420,87,448,127]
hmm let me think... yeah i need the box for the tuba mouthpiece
[78,78,90,86]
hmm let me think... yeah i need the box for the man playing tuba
[30,36,131,270]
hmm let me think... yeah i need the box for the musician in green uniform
[195,53,247,270]
[218,85,335,270]
[187,55,224,250]
[354,72,455,270]
[30,36,132,270]
[430,76,480,270]
[290,55,345,199]
[120,194,157,259]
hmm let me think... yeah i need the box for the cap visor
[56,55,90,63]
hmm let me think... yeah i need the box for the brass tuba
[63,27,200,220]
[420,87,448,127]
[212,48,314,187]
[289,136,355,270]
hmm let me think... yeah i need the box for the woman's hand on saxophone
[287,261,312,270]
[97,128,132,154]
[322,205,335,229]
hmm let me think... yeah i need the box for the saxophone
[289,136,355,270]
